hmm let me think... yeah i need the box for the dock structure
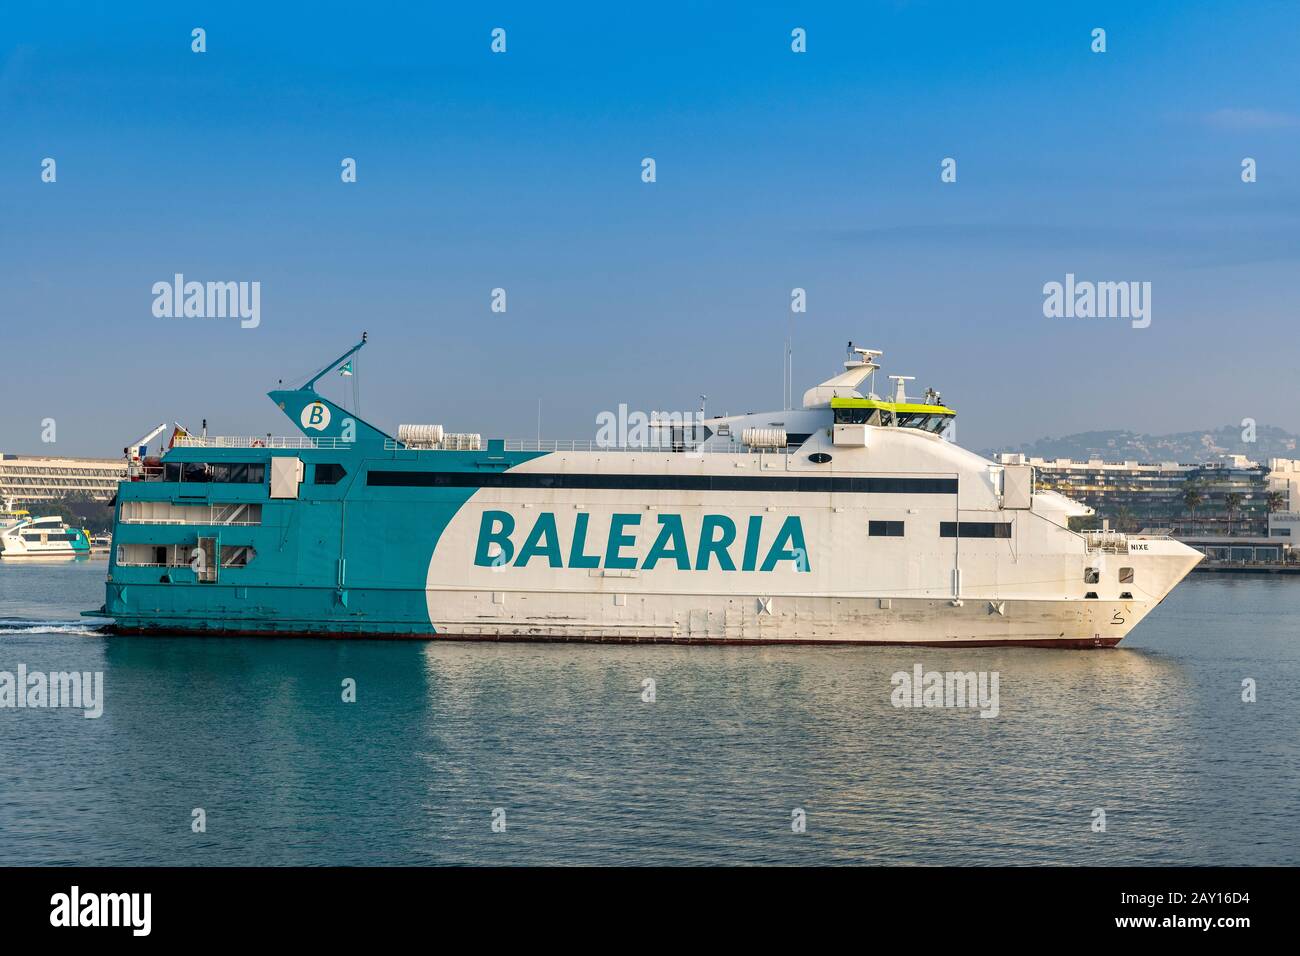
[1193,562,1300,574]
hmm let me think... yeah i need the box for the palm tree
[1266,490,1287,514]
[1224,492,1244,536]
[1113,506,1136,533]
[1182,483,1203,534]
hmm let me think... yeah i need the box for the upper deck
[119,337,988,504]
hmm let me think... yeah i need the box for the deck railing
[172,436,356,449]
[500,440,781,454]
[164,435,796,454]
[1083,530,1174,552]
[118,517,261,527]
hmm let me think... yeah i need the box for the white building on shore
[995,453,1300,563]
[0,453,126,503]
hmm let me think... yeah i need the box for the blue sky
[2,1,1298,457]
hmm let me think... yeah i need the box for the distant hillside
[985,425,1300,464]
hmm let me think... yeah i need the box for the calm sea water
[0,559,1296,866]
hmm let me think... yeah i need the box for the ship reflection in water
[0,562,1295,866]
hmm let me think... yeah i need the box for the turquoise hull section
[106,585,438,637]
[104,435,547,637]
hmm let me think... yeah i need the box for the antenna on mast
[888,375,915,404]
[301,333,369,392]
[782,342,792,411]
[843,343,884,399]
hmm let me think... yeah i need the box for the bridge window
[833,407,881,425]
[1084,568,1100,584]
[869,520,904,537]
[1119,567,1134,584]
[940,522,1012,539]
[895,412,953,434]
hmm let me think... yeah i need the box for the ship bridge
[829,397,956,434]
[797,344,956,436]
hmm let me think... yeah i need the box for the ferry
[1,514,92,559]
[88,335,1201,647]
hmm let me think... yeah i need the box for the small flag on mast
[339,361,353,377]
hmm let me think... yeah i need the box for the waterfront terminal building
[0,453,127,504]
[996,453,1300,564]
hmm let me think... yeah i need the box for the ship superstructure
[91,337,1201,646]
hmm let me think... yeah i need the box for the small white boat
[0,515,92,558]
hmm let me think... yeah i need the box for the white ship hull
[426,593,1155,647]
[416,445,1202,648]
[0,546,87,558]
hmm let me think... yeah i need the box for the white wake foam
[0,621,103,636]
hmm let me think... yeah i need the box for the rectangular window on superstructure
[869,520,904,537]
[220,545,256,568]
[211,462,265,484]
[119,501,261,526]
[366,471,957,494]
[168,462,266,484]
[314,463,347,485]
[939,521,1012,538]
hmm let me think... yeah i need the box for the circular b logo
[301,402,331,431]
